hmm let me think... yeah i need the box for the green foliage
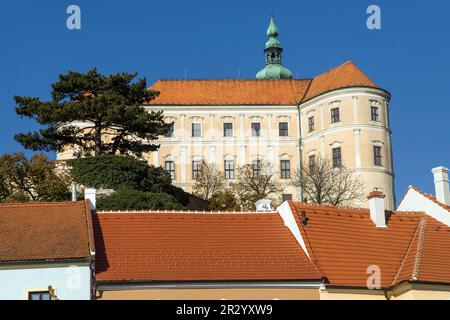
[0,153,70,203]
[69,154,189,207]
[208,190,240,211]
[14,68,167,157]
[97,188,185,211]
[69,154,150,190]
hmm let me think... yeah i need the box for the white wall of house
[398,187,450,227]
[0,262,91,300]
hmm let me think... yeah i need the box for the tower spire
[256,16,293,80]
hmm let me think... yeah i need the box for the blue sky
[0,0,449,202]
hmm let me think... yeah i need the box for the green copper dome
[265,37,281,49]
[256,16,293,80]
[256,64,293,80]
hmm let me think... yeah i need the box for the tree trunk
[95,124,102,156]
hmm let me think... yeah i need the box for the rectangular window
[28,292,50,301]
[282,194,293,202]
[164,122,175,137]
[308,155,316,172]
[165,161,175,180]
[308,116,315,132]
[279,122,289,136]
[224,160,234,179]
[191,123,201,137]
[371,106,380,121]
[331,108,340,123]
[374,146,382,166]
[280,160,291,179]
[251,123,261,137]
[332,147,342,168]
[223,123,233,137]
[192,161,201,180]
[252,160,262,177]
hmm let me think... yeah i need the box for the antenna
[238,68,241,79]
[184,66,187,80]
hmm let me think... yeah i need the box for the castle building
[142,17,395,209]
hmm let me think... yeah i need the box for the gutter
[96,280,324,292]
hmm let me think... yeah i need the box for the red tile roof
[93,211,321,282]
[146,61,381,106]
[288,202,450,288]
[147,79,311,106]
[0,201,94,263]
[302,61,380,102]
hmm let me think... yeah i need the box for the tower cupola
[256,16,293,80]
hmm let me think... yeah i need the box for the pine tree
[14,68,166,157]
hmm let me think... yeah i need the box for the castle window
[280,160,291,179]
[164,123,174,137]
[309,155,316,172]
[371,106,380,121]
[251,123,261,137]
[331,108,340,123]
[192,161,201,180]
[374,146,382,166]
[308,116,315,132]
[282,194,293,202]
[28,291,50,300]
[279,122,289,136]
[223,123,233,137]
[165,161,175,180]
[191,123,201,137]
[252,160,262,177]
[332,147,342,168]
[224,160,234,179]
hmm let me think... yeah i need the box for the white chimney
[432,167,450,206]
[367,191,387,228]
[71,183,77,202]
[84,188,96,210]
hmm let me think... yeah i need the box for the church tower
[256,16,293,80]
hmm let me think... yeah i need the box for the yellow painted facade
[56,85,395,209]
[96,283,450,300]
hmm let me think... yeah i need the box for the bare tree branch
[294,157,363,207]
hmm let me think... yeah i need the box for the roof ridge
[412,217,428,281]
[391,217,426,286]
[291,201,370,213]
[96,210,277,215]
[0,201,85,208]
[156,79,312,82]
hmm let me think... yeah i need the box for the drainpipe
[385,99,397,208]
[297,104,304,202]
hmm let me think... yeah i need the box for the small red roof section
[288,202,450,288]
[146,61,381,106]
[93,211,321,282]
[0,201,94,263]
[302,61,379,102]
